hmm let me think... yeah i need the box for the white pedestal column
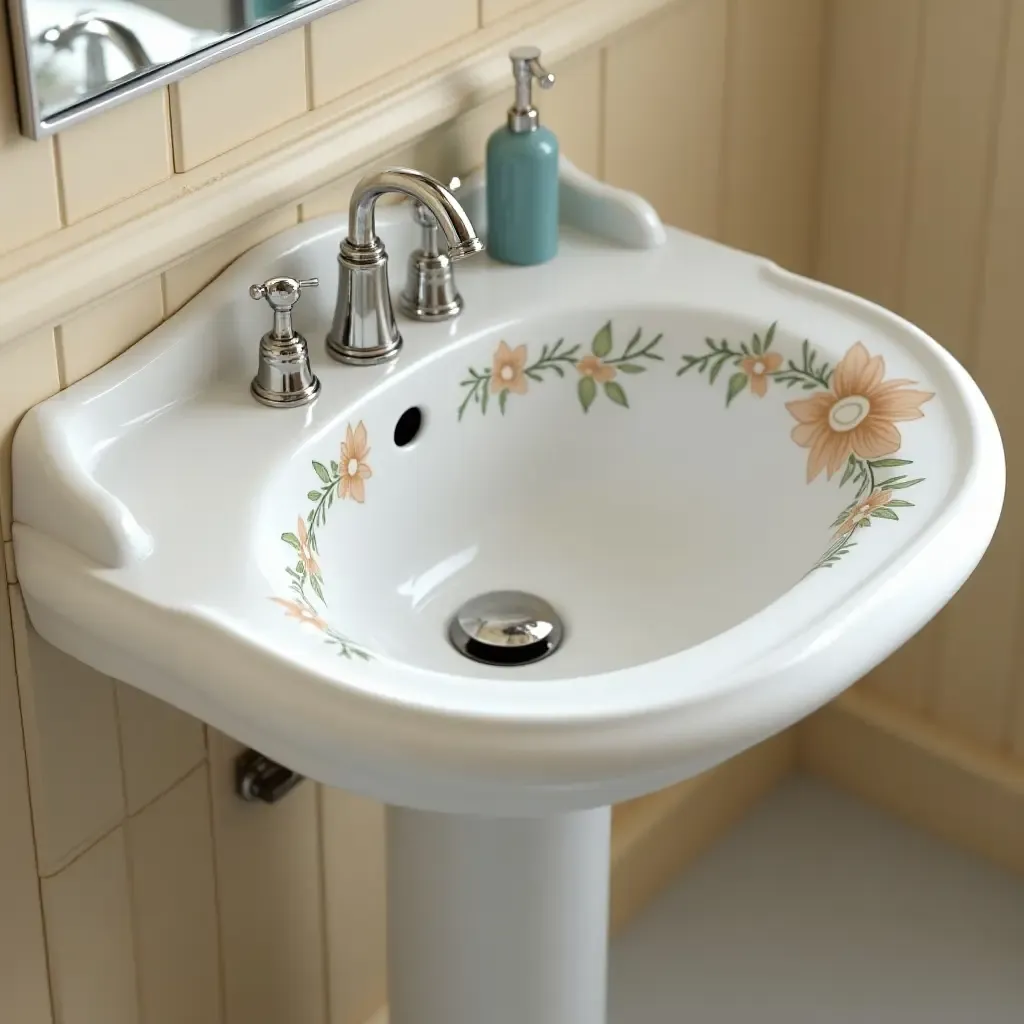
[386,805,612,1024]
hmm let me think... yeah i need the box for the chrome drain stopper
[448,591,564,666]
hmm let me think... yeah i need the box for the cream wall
[0,2,822,1024]
[817,0,1024,761]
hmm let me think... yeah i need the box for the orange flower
[339,420,372,503]
[786,342,933,482]
[740,351,783,397]
[576,355,617,384]
[834,489,893,537]
[272,598,327,631]
[491,341,529,395]
[296,517,319,578]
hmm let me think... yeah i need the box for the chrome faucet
[326,168,483,365]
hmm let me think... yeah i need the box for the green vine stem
[284,568,369,660]
[770,338,834,391]
[303,460,342,554]
[459,327,664,419]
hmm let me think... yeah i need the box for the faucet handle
[250,276,319,312]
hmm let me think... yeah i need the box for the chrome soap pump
[486,46,558,266]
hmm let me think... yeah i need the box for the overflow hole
[394,407,424,448]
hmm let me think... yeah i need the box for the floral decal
[458,323,663,418]
[679,325,933,571]
[785,342,932,482]
[272,420,373,660]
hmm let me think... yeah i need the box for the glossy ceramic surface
[11,166,1003,813]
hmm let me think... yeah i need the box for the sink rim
[10,196,1005,811]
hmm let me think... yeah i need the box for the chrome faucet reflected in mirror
[6,0,367,137]
[326,168,484,366]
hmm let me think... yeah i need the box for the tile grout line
[36,759,208,881]
[3,578,58,1023]
[202,728,231,1024]
[121,806,147,1024]
[50,137,69,228]
[304,24,316,112]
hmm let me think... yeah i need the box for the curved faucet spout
[348,168,483,259]
[327,167,483,367]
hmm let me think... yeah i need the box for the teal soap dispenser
[486,46,559,266]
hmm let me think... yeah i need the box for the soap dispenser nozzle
[508,45,555,133]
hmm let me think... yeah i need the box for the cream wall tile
[309,0,477,107]
[208,730,327,1024]
[604,0,729,237]
[171,30,308,171]
[409,47,599,182]
[164,206,299,313]
[321,787,387,1024]
[56,91,173,224]
[0,12,62,257]
[537,48,602,179]
[933,0,1024,753]
[115,684,206,814]
[408,99,505,180]
[127,768,221,1024]
[816,0,924,310]
[300,145,416,221]
[480,0,541,23]
[720,0,823,273]
[57,277,164,387]
[11,589,126,874]
[0,328,60,541]
[0,573,53,1024]
[41,829,139,1024]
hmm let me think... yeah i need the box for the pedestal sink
[12,163,1003,1024]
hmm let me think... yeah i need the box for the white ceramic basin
[12,167,1004,815]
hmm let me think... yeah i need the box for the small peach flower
[787,342,933,482]
[576,354,617,384]
[834,490,893,537]
[491,341,529,395]
[272,598,327,631]
[296,517,319,578]
[339,420,372,503]
[740,351,783,397]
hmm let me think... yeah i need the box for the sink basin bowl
[12,167,1004,815]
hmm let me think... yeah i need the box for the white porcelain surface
[12,170,1004,814]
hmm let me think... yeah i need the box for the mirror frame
[6,0,364,139]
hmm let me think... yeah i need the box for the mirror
[6,0,364,138]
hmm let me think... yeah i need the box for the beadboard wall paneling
[816,0,1024,759]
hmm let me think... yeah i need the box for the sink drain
[448,591,564,666]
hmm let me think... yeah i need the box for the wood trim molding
[0,0,678,347]
[799,687,1024,876]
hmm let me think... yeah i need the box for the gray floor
[609,777,1024,1024]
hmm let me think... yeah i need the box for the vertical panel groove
[892,0,929,316]
[714,0,738,243]
[962,0,1016,376]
